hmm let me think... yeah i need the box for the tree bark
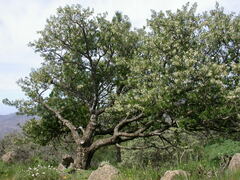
[74,146,94,169]
[115,144,122,163]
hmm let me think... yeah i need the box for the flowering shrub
[15,164,60,180]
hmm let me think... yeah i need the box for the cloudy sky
[0,0,240,114]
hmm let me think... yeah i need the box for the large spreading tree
[3,3,240,169]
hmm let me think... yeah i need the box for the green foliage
[65,170,92,180]
[91,145,118,167]
[15,165,60,180]
[0,161,20,179]
[119,137,240,179]
[3,4,140,146]
[21,95,90,145]
[120,131,206,168]
[117,166,160,180]
[118,2,240,134]
[213,170,240,180]
[120,137,173,168]
[0,160,93,180]
[204,139,240,165]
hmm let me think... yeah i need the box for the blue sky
[0,0,240,115]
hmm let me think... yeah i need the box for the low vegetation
[1,133,240,179]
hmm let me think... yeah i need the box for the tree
[4,5,144,169]
[139,3,240,134]
[3,3,240,169]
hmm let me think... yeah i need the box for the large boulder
[160,170,189,180]
[88,163,119,180]
[57,154,74,171]
[1,151,17,163]
[228,153,240,171]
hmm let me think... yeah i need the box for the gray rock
[161,170,189,180]
[57,163,66,171]
[228,153,240,171]
[1,151,17,163]
[57,154,74,171]
[88,163,119,180]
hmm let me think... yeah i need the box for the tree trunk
[115,144,122,163]
[74,146,94,169]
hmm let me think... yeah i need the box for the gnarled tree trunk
[74,146,95,169]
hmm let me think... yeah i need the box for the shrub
[0,160,26,179]
[15,164,60,180]
[0,161,14,178]
[204,139,240,167]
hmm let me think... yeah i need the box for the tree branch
[116,143,171,150]
[114,113,144,134]
[36,97,82,145]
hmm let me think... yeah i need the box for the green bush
[91,145,118,168]
[0,161,25,179]
[0,161,14,178]
[15,164,60,180]
[120,137,177,168]
[204,139,240,166]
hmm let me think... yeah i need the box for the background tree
[3,3,240,169]
[117,3,239,136]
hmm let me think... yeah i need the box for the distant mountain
[0,113,33,139]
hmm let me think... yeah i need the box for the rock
[58,163,66,171]
[160,170,189,180]
[228,153,240,171]
[1,151,17,163]
[1,149,29,163]
[88,163,119,180]
[57,154,74,171]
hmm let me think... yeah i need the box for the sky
[0,0,240,115]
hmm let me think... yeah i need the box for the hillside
[0,113,33,139]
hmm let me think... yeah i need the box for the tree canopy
[3,3,240,169]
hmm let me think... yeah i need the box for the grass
[117,166,160,180]
[60,169,92,180]
[0,160,92,180]
[1,159,240,180]
[0,161,28,180]
[117,166,240,180]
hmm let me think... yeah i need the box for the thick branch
[116,143,171,150]
[80,114,97,146]
[90,114,170,151]
[38,99,82,145]
[90,135,117,151]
